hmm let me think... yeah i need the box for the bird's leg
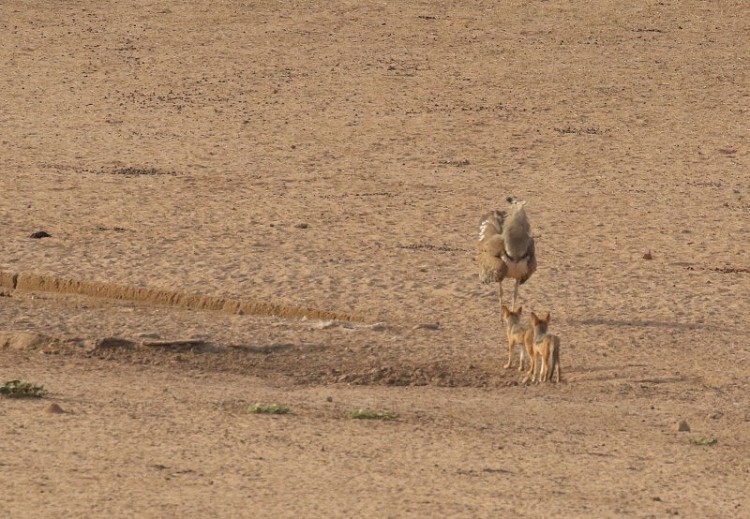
[498,281,513,369]
[497,281,505,332]
[512,279,519,311]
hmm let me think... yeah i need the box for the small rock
[95,337,138,350]
[326,396,333,403]
[643,250,654,260]
[136,332,162,340]
[0,331,54,350]
[367,323,389,332]
[412,322,440,331]
[140,339,213,352]
[676,419,690,432]
[314,320,340,330]
[294,222,309,229]
[45,403,65,414]
[29,231,52,239]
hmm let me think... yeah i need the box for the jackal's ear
[545,312,551,323]
[501,305,509,316]
[530,312,538,323]
[517,305,523,314]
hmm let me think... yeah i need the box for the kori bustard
[477,196,537,311]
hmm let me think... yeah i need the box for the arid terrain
[1,1,749,517]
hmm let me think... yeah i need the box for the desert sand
[1,1,749,517]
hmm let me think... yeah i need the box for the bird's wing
[518,238,537,285]
[478,210,505,242]
[477,235,507,283]
[483,234,506,258]
[501,205,533,260]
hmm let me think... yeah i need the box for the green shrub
[0,380,48,398]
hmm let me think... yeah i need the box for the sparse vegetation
[248,403,290,415]
[346,409,396,421]
[0,380,48,398]
[689,437,718,446]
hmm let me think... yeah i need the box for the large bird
[477,196,537,311]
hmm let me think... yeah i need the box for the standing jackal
[529,312,562,383]
[501,305,534,372]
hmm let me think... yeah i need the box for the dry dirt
[1,1,750,517]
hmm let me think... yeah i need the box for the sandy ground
[1,0,749,517]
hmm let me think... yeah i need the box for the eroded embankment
[0,328,507,388]
[0,270,369,323]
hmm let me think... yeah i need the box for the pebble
[45,403,65,414]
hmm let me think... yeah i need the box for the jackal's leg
[541,353,550,382]
[525,338,534,375]
[504,338,514,369]
[553,346,562,383]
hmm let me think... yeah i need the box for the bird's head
[506,196,528,208]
